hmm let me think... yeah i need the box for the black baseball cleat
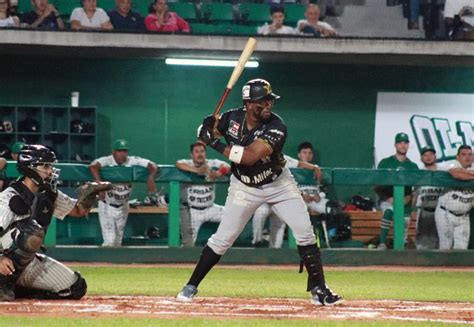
[310,285,344,306]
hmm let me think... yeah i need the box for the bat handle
[213,88,231,131]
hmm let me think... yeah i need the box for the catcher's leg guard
[15,272,87,300]
[0,219,45,301]
[298,244,326,291]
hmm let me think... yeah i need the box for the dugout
[0,31,473,265]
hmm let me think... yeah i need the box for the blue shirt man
[108,0,145,32]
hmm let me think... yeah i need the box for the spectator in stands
[257,5,296,35]
[297,4,336,37]
[176,143,230,247]
[108,0,145,32]
[0,0,19,27]
[444,0,474,40]
[408,0,420,29]
[145,0,190,33]
[70,0,113,31]
[21,0,64,30]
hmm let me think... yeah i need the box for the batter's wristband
[210,139,226,154]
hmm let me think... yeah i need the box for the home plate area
[0,296,472,324]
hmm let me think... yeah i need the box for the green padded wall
[1,56,474,201]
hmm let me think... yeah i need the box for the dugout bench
[3,163,474,250]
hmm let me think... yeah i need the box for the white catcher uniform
[435,161,474,250]
[252,155,326,248]
[92,155,151,246]
[0,185,79,293]
[178,159,226,246]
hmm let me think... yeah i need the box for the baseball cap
[420,145,436,155]
[395,133,409,143]
[11,142,25,154]
[112,139,129,151]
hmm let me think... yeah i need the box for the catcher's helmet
[17,144,60,192]
[242,79,280,101]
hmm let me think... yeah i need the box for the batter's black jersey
[216,107,287,187]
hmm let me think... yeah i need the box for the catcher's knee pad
[298,244,325,291]
[14,219,45,253]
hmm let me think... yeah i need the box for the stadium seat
[284,4,305,25]
[200,3,235,23]
[239,3,270,25]
[190,23,230,35]
[228,24,257,36]
[169,2,197,21]
[100,0,117,12]
[134,0,150,16]
[56,0,78,18]
[18,0,33,15]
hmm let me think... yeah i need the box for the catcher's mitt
[76,181,113,209]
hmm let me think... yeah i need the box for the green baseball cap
[420,145,436,155]
[112,139,129,151]
[395,133,409,143]
[11,142,25,154]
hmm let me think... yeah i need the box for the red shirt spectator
[145,0,189,33]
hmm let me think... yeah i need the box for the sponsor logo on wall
[375,92,473,167]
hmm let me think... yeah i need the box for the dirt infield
[0,296,472,324]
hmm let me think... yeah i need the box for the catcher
[0,144,111,301]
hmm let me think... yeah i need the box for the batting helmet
[242,79,280,101]
[17,144,60,192]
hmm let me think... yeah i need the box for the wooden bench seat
[90,206,168,214]
[346,210,416,244]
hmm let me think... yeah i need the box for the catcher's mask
[17,144,60,192]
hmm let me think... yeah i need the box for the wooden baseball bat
[212,37,257,129]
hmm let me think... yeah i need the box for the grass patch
[72,266,474,303]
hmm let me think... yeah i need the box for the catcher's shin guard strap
[298,244,326,292]
[187,245,222,288]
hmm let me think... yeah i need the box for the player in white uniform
[0,145,95,301]
[252,142,324,248]
[434,145,474,250]
[176,143,231,247]
[413,146,444,249]
[89,139,159,247]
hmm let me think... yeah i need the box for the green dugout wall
[1,56,473,201]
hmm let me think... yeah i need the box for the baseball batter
[176,79,343,306]
[375,133,419,249]
[435,145,474,250]
[0,145,108,301]
[252,142,324,248]
[89,139,159,247]
[413,146,443,250]
[176,143,230,247]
